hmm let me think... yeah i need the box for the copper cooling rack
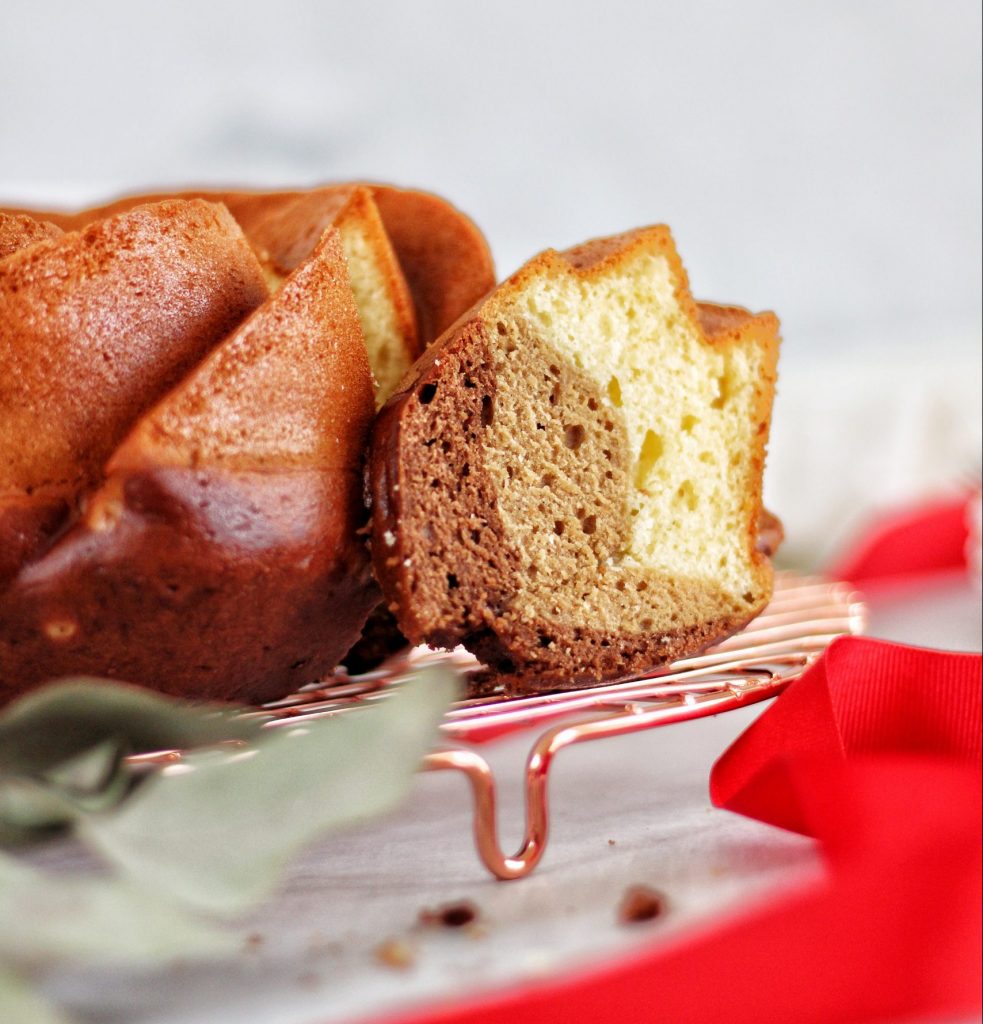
[257,572,865,880]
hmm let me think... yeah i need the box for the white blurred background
[2,0,980,566]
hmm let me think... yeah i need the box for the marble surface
[33,574,981,1024]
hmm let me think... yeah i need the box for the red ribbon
[830,492,975,587]
[371,637,982,1024]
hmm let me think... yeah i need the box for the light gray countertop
[37,574,981,1024]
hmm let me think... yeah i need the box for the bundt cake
[2,183,781,702]
[368,226,780,693]
[5,184,499,679]
[0,222,376,705]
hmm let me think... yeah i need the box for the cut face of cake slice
[369,226,780,693]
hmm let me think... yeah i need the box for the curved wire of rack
[253,573,864,880]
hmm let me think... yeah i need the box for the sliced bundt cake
[369,226,780,693]
[0,227,376,705]
[1,184,497,692]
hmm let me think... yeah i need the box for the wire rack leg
[422,746,550,880]
[422,715,642,880]
[421,677,808,880]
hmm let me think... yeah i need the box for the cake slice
[368,226,780,693]
[0,228,377,705]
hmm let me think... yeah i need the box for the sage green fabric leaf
[0,851,234,968]
[0,969,70,1024]
[0,778,82,846]
[81,667,458,913]
[0,679,267,846]
[42,739,122,797]
[0,742,137,847]
[0,678,266,776]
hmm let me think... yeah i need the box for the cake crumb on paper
[417,899,480,929]
[617,885,666,924]
[375,937,416,970]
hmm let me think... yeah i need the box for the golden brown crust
[0,199,269,497]
[0,226,378,706]
[367,185,495,345]
[109,228,373,475]
[5,183,496,348]
[0,467,375,704]
[0,212,63,259]
[1,194,192,230]
[225,188,358,275]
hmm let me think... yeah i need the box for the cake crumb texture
[369,226,779,693]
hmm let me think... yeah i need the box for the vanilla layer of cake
[487,244,774,607]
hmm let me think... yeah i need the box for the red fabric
[368,638,982,1024]
[830,493,973,586]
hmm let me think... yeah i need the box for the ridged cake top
[0,199,269,498]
